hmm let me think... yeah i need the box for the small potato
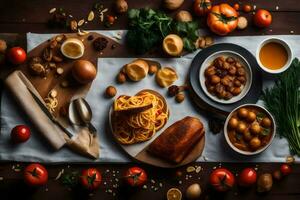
[261,117,272,127]
[243,131,253,141]
[237,76,246,84]
[233,79,242,87]
[250,123,261,135]
[215,83,225,94]
[228,66,237,75]
[222,62,230,70]
[237,122,247,133]
[226,57,235,63]
[232,87,241,95]
[235,62,242,68]
[238,108,249,119]
[205,66,216,77]
[210,75,221,85]
[250,137,262,150]
[221,76,231,86]
[247,111,256,122]
[237,67,246,76]
[228,117,239,129]
[224,92,233,100]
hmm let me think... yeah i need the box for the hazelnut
[149,65,158,75]
[117,72,126,83]
[168,85,179,97]
[105,86,117,98]
[175,93,185,103]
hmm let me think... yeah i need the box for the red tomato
[280,164,292,176]
[24,163,48,186]
[80,168,102,190]
[124,167,147,187]
[238,168,257,187]
[7,47,27,65]
[194,0,212,17]
[209,168,235,192]
[11,125,31,143]
[253,9,272,28]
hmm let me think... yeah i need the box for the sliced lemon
[61,38,84,59]
[163,34,183,57]
[167,188,182,200]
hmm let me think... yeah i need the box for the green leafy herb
[261,127,270,136]
[61,171,80,188]
[173,21,199,52]
[262,58,300,155]
[256,112,265,122]
[126,9,200,54]
[126,8,172,54]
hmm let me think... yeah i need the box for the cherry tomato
[80,168,102,190]
[11,125,31,143]
[253,9,272,28]
[7,47,27,65]
[243,5,252,13]
[106,15,115,25]
[280,164,292,176]
[233,3,240,11]
[124,167,147,187]
[209,168,235,192]
[238,168,257,187]
[24,163,48,186]
[193,0,212,17]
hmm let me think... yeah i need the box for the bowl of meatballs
[200,51,252,104]
[224,104,276,155]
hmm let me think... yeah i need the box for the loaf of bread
[147,116,205,163]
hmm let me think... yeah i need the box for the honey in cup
[259,42,288,70]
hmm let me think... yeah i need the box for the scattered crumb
[143,185,147,189]
[275,6,279,10]
[290,30,294,34]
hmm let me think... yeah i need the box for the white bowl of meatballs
[224,104,276,155]
[200,51,252,104]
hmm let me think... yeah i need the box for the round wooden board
[109,89,206,168]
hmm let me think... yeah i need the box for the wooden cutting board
[17,32,125,117]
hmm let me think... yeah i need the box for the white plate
[199,50,252,104]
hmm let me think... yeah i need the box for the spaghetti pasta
[112,91,168,145]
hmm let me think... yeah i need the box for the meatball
[226,57,235,63]
[247,111,256,122]
[232,87,242,95]
[215,83,225,95]
[233,79,242,87]
[228,117,239,129]
[243,131,252,141]
[221,76,231,86]
[222,62,230,70]
[237,76,246,84]
[250,137,262,150]
[228,66,237,75]
[250,123,261,135]
[238,108,249,119]
[224,92,233,100]
[237,122,247,133]
[261,117,272,128]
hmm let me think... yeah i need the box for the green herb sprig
[262,58,300,155]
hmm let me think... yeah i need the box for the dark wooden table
[0,0,300,200]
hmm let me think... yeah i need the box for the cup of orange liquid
[256,38,293,74]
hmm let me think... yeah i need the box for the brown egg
[250,123,261,135]
[238,108,249,119]
[72,60,97,84]
[250,137,262,150]
[261,117,272,128]
[243,131,252,141]
[247,111,256,122]
[228,117,239,129]
[237,122,247,133]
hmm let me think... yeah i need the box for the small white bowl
[224,104,276,156]
[256,38,293,74]
[199,50,252,104]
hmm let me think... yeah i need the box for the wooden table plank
[0,0,299,34]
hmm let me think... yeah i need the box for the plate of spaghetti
[109,89,169,145]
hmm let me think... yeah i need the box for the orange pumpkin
[207,4,238,36]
